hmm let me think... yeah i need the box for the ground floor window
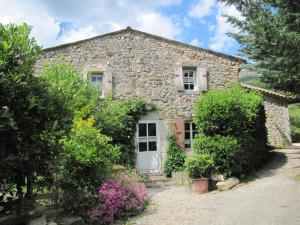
[184,122,197,149]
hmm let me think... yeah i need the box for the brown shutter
[103,71,113,97]
[175,63,184,91]
[197,67,208,92]
[174,116,185,150]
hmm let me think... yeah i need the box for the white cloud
[136,12,181,39]
[0,0,60,48]
[0,0,182,47]
[59,25,98,44]
[209,2,242,51]
[188,0,215,19]
[190,38,203,47]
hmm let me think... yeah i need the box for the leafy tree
[0,23,70,211]
[219,0,300,94]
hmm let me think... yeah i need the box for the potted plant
[185,153,214,194]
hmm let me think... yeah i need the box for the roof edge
[241,83,300,103]
[42,26,246,63]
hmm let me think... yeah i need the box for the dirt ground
[130,148,300,225]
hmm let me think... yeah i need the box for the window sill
[183,90,200,95]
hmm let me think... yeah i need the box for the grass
[294,173,300,182]
[289,104,300,143]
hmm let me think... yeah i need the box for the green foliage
[194,84,268,177]
[194,84,266,139]
[0,23,40,75]
[219,0,300,94]
[43,62,150,167]
[194,135,242,177]
[95,98,149,166]
[0,23,70,210]
[59,117,120,213]
[163,133,186,177]
[289,104,300,142]
[185,153,214,179]
[41,61,100,119]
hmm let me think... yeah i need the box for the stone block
[216,177,240,191]
[26,214,46,225]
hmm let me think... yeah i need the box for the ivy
[163,133,186,177]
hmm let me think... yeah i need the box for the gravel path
[130,148,300,225]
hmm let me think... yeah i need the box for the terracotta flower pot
[193,178,209,194]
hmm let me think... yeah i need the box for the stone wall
[36,29,241,126]
[36,28,291,149]
[264,96,291,146]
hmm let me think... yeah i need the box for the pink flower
[87,178,149,224]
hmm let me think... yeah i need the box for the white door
[136,121,160,172]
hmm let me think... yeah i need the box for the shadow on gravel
[256,151,288,178]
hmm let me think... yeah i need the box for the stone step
[143,174,174,188]
[145,180,174,188]
[57,216,85,225]
[291,143,300,149]
[45,208,65,222]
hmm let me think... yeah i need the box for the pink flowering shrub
[87,178,149,224]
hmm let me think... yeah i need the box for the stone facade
[36,27,294,171]
[36,28,241,124]
[264,96,291,146]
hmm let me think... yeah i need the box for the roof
[42,26,245,63]
[241,83,300,103]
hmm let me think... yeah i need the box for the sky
[0,0,242,57]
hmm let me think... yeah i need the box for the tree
[219,0,300,94]
[0,23,70,211]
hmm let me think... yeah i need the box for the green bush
[185,153,214,179]
[163,133,186,177]
[194,84,267,140]
[95,98,149,166]
[289,104,300,142]
[194,135,242,177]
[42,61,150,167]
[42,61,100,119]
[59,117,120,213]
[194,84,268,177]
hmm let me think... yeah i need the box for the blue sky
[0,0,242,57]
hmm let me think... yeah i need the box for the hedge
[193,84,268,177]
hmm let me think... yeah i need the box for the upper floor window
[90,73,103,96]
[184,122,197,149]
[183,68,196,90]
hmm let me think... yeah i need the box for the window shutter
[175,63,184,91]
[197,67,207,92]
[174,116,185,150]
[103,72,113,96]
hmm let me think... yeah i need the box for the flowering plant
[87,175,149,224]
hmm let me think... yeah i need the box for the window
[137,122,158,152]
[184,122,197,149]
[90,73,103,95]
[183,68,196,90]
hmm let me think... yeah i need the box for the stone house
[36,27,299,173]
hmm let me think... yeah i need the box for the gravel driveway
[130,148,300,225]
